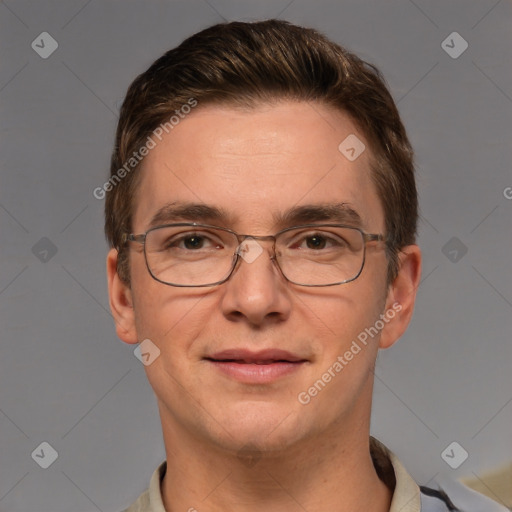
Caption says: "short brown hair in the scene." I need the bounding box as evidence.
[105,19,417,284]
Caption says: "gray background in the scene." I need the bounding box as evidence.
[1,1,511,511]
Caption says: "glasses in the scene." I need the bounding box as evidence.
[125,223,385,287]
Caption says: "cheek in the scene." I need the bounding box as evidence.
[300,276,387,346]
[131,261,218,360]
[133,289,207,344]
[129,252,185,339]
[299,281,389,394]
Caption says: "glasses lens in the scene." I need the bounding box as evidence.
[145,226,237,286]
[276,226,365,285]
[142,224,367,287]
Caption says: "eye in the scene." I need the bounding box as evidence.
[304,234,329,250]
[289,231,348,251]
[181,234,208,250]
[163,231,222,251]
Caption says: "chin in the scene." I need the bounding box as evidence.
[206,399,308,455]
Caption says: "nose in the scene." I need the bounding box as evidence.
[219,238,292,326]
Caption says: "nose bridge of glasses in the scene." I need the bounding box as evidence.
[235,234,276,263]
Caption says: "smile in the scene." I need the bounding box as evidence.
[205,349,308,383]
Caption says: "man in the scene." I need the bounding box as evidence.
[105,20,506,512]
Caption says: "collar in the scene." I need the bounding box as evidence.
[124,437,421,512]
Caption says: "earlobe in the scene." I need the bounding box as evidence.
[106,248,139,344]
[379,245,422,349]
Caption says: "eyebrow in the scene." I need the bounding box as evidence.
[275,203,363,228]
[145,201,363,231]
[147,202,231,229]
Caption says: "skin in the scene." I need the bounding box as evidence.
[107,101,421,512]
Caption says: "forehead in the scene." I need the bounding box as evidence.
[133,101,384,233]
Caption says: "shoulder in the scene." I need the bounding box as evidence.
[420,486,459,511]
[122,488,151,512]
[370,437,508,512]
[121,461,167,512]
[420,477,510,512]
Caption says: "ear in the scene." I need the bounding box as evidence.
[106,248,138,344]
[379,245,422,349]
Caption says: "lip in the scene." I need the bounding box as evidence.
[208,349,306,364]
[205,349,308,384]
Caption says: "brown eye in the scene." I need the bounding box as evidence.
[305,235,327,250]
[183,235,205,249]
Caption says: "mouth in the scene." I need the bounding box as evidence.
[204,349,308,383]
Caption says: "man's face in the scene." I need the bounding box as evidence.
[110,101,408,454]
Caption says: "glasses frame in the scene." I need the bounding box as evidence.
[125,223,386,288]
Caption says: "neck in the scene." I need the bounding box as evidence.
[159,413,392,512]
